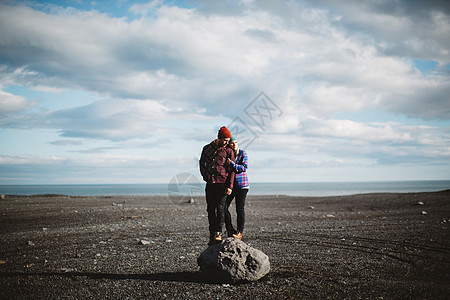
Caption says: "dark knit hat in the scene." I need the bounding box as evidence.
[218,126,232,139]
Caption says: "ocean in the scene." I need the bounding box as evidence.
[0,180,449,197]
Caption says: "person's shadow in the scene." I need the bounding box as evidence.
[0,270,264,284]
[0,271,207,283]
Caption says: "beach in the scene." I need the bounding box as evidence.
[0,191,449,299]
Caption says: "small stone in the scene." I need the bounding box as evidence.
[27,241,35,246]
[165,239,173,243]
[187,198,195,204]
[0,194,5,200]
[421,211,428,215]
[139,240,154,245]
[326,214,335,218]
[61,268,75,273]
[307,206,314,209]
[0,260,6,264]
[417,201,424,205]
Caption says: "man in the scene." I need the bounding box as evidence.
[199,126,236,245]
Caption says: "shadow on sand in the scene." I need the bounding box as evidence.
[0,270,268,284]
[0,271,209,284]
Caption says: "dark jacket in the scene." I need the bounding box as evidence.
[199,140,236,189]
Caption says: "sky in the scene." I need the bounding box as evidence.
[0,0,449,185]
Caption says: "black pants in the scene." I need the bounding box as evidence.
[225,188,248,233]
[205,183,227,236]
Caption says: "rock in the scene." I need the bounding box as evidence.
[307,206,314,209]
[27,241,35,246]
[421,211,428,215]
[197,237,270,283]
[61,267,75,273]
[0,194,5,200]
[139,240,154,245]
[417,201,424,205]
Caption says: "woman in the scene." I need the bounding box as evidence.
[225,136,249,240]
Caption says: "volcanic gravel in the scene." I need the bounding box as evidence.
[1,191,449,299]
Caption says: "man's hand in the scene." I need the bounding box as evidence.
[226,158,231,165]
[226,188,232,195]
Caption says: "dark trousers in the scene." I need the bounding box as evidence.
[205,183,227,236]
[225,188,248,233]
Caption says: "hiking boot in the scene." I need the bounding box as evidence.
[232,232,242,240]
[227,228,237,237]
[214,232,222,242]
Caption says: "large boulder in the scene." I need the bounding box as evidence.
[197,237,270,283]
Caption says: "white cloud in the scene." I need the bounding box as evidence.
[0,153,198,184]
[0,154,65,165]
[303,0,450,62]
[248,117,450,166]
[303,119,413,142]
[50,99,172,140]
[0,90,34,116]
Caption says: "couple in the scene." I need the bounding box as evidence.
[199,126,249,246]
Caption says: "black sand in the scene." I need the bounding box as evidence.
[1,191,449,299]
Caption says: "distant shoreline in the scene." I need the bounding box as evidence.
[1,180,449,197]
[1,189,450,199]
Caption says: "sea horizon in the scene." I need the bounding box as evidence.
[1,180,449,197]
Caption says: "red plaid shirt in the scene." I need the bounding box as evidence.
[199,140,235,189]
